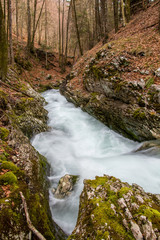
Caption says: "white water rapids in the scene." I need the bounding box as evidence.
[32,89,160,235]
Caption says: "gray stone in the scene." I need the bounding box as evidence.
[53,174,79,199]
[155,68,160,77]
[130,221,143,240]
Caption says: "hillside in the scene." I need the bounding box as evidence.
[60,1,160,141]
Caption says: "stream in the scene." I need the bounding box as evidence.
[32,89,160,235]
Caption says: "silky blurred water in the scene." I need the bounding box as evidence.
[32,89,160,235]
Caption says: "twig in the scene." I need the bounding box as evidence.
[20,192,47,240]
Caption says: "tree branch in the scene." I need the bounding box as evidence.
[20,191,47,240]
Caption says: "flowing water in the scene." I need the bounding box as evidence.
[32,89,160,235]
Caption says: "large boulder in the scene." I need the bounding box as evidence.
[69,175,160,240]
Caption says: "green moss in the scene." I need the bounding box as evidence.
[72,175,79,185]
[0,161,18,172]
[29,193,56,240]
[0,172,17,185]
[96,230,109,240]
[133,108,146,120]
[118,187,132,198]
[87,176,108,188]
[38,84,53,93]
[137,205,160,229]
[114,81,125,93]
[0,127,9,141]
[92,198,134,239]
[145,77,154,88]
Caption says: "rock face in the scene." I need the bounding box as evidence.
[60,49,160,142]
[69,175,160,240]
[53,174,79,199]
[0,70,66,240]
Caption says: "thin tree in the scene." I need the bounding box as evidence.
[61,0,65,71]
[72,0,83,56]
[58,0,62,66]
[0,0,8,80]
[65,1,72,65]
[31,0,45,51]
[27,0,31,50]
[16,0,19,43]
[32,0,37,46]
[113,0,119,33]
[121,0,126,26]
[8,0,14,65]
[125,0,130,23]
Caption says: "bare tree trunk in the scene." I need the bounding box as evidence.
[31,0,45,51]
[45,0,48,68]
[3,0,6,24]
[38,21,41,45]
[159,1,160,33]
[58,0,61,66]
[65,1,72,65]
[45,0,48,46]
[121,0,126,26]
[32,0,37,45]
[27,0,31,50]
[113,0,118,33]
[72,0,83,56]
[95,0,101,40]
[125,0,130,23]
[8,0,14,65]
[0,0,8,80]
[16,0,18,43]
[61,0,65,71]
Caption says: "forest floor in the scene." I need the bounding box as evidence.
[66,0,160,96]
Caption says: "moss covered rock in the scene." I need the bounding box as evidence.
[69,176,160,240]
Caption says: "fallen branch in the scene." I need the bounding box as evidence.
[20,191,47,240]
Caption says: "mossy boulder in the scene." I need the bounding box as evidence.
[69,176,160,240]
[0,172,17,185]
[0,127,9,141]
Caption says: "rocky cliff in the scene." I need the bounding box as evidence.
[0,68,66,240]
[60,3,160,142]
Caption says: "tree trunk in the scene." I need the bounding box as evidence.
[65,1,72,65]
[121,0,126,27]
[27,0,31,50]
[0,0,8,80]
[100,0,107,38]
[159,1,160,33]
[113,0,119,33]
[8,0,14,65]
[31,0,45,51]
[16,0,19,43]
[72,0,83,56]
[125,0,130,23]
[61,0,65,71]
[45,0,48,46]
[95,0,101,40]
[58,0,61,66]
[32,0,37,47]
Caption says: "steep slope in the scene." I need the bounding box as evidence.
[0,68,66,239]
[60,1,160,141]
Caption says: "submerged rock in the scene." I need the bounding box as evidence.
[135,139,160,155]
[69,175,160,240]
[53,174,79,199]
